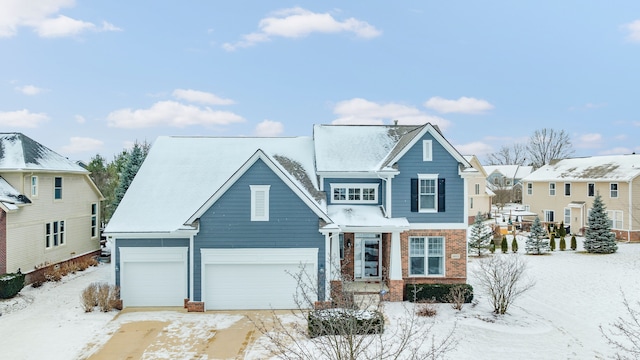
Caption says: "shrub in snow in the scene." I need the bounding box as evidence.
[584,193,618,254]
[405,283,474,303]
[307,308,384,338]
[473,255,535,315]
[416,300,437,317]
[447,285,471,311]
[501,236,508,253]
[571,235,577,251]
[468,212,492,256]
[81,282,121,312]
[489,241,496,254]
[511,237,518,253]
[549,233,556,251]
[559,237,566,251]
[526,216,550,255]
[0,271,25,299]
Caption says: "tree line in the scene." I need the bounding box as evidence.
[485,128,574,168]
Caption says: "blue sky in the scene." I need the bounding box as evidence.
[2,1,640,163]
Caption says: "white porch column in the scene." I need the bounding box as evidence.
[389,231,402,280]
[330,233,341,280]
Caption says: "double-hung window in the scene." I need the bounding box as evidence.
[250,185,270,221]
[544,210,555,222]
[409,236,444,276]
[474,183,480,195]
[91,203,98,238]
[54,177,63,200]
[564,208,571,225]
[587,183,595,197]
[549,183,556,196]
[607,210,623,229]
[527,183,532,195]
[45,220,65,248]
[564,183,571,196]
[31,176,38,197]
[610,183,618,198]
[418,175,437,212]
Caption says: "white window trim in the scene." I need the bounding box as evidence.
[45,220,66,249]
[610,183,619,198]
[564,207,571,225]
[250,185,270,221]
[330,183,379,204]
[54,176,63,200]
[408,236,445,277]
[587,183,595,197]
[422,140,433,161]
[544,210,555,223]
[527,183,532,195]
[607,210,623,229]
[564,182,571,197]
[418,173,438,213]
[549,182,556,196]
[31,176,38,197]
[474,183,480,195]
[91,203,98,238]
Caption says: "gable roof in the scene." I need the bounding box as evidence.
[0,133,87,173]
[464,155,488,177]
[484,165,533,180]
[105,136,325,234]
[522,154,640,182]
[313,123,471,173]
[0,176,31,212]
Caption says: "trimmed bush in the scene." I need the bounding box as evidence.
[559,237,566,251]
[571,235,577,251]
[550,233,556,251]
[501,236,508,253]
[405,283,474,303]
[489,241,496,254]
[0,271,25,299]
[511,237,519,253]
[308,308,384,338]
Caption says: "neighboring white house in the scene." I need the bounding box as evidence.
[485,164,533,203]
[521,154,640,241]
[464,155,493,224]
[0,133,104,278]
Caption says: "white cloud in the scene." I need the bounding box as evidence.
[74,115,85,124]
[0,109,49,127]
[576,133,602,149]
[454,141,494,157]
[424,96,494,114]
[622,19,640,43]
[172,89,235,105]
[332,98,451,129]
[15,85,45,95]
[106,100,245,129]
[223,7,381,51]
[599,147,635,155]
[59,137,103,154]
[255,120,284,137]
[0,0,119,38]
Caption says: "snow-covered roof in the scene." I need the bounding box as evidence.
[326,205,409,231]
[0,133,87,173]
[313,124,421,172]
[0,176,30,212]
[484,165,533,180]
[522,154,640,182]
[105,136,324,234]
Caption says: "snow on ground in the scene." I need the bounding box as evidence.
[2,238,640,359]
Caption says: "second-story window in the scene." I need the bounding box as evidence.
[588,183,595,197]
[527,183,532,195]
[331,184,378,204]
[549,182,556,196]
[31,176,38,197]
[610,183,618,198]
[54,177,63,199]
[564,183,571,196]
[474,183,480,195]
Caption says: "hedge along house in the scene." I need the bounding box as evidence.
[104,123,475,310]
[0,133,104,280]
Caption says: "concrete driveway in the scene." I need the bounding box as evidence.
[85,308,282,360]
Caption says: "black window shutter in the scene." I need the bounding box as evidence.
[438,178,446,212]
[410,178,418,212]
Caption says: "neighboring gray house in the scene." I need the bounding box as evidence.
[105,124,475,310]
[484,164,533,203]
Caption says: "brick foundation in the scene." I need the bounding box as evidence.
[386,279,404,301]
[612,230,640,242]
[187,301,205,312]
[24,250,101,284]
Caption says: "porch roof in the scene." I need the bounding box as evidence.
[325,205,410,232]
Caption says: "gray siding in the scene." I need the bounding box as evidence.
[115,238,190,289]
[323,178,384,206]
[392,132,465,223]
[193,159,325,300]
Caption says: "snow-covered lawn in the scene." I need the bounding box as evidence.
[1,237,639,359]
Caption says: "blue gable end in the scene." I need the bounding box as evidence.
[193,158,325,301]
[391,132,465,223]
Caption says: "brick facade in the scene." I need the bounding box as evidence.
[612,229,640,242]
[0,209,6,275]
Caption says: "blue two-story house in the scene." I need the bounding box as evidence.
[104,123,474,310]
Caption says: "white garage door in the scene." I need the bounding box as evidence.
[202,248,317,310]
[120,247,188,307]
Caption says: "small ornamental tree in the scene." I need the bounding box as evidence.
[559,237,566,251]
[468,212,492,257]
[501,236,508,253]
[570,235,577,250]
[549,233,556,251]
[511,236,518,253]
[584,193,618,254]
[526,216,550,255]
[489,241,496,254]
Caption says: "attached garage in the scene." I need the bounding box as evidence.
[201,248,318,310]
[120,247,188,307]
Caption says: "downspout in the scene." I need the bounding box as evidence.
[190,234,195,299]
[628,178,633,242]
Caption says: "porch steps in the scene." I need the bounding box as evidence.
[344,282,389,310]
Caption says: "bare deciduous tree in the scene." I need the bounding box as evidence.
[250,262,457,360]
[527,128,574,169]
[486,143,528,166]
[473,255,535,315]
[601,292,640,360]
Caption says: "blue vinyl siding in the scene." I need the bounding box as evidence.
[193,159,325,301]
[392,133,465,223]
[114,238,190,290]
[323,178,384,206]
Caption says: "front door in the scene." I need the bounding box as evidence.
[354,233,381,279]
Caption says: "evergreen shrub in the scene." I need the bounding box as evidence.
[0,272,25,299]
[405,283,474,303]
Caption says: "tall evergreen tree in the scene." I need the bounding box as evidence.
[526,216,550,255]
[584,193,618,254]
[468,212,492,256]
[112,142,147,213]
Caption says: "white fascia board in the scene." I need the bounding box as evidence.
[316,171,389,178]
[105,229,198,239]
[387,124,472,168]
[408,223,469,230]
[186,149,330,224]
